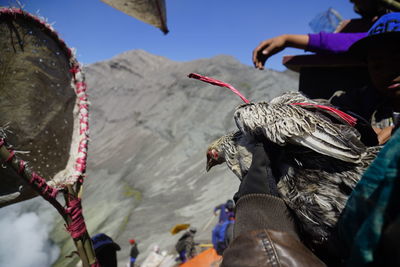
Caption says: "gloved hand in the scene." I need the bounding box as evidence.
[234,141,279,202]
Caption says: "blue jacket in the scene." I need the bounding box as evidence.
[214,204,234,223]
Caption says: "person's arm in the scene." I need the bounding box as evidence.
[253,34,309,70]
[252,32,367,70]
[221,142,326,267]
[307,32,367,54]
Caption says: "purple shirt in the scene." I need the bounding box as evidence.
[307,32,367,54]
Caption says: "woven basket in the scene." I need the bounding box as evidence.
[0,8,89,206]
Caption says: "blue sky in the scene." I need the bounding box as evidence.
[3,0,359,71]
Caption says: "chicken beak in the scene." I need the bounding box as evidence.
[206,156,215,172]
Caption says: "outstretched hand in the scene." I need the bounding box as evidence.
[252,34,309,70]
[252,35,287,70]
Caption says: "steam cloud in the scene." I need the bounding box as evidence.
[0,200,60,267]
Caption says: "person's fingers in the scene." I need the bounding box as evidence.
[252,48,262,68]
[252,40,272,68]
[256,45,276,70]
[373,126,382,134]
[262,43,277,56]
[252,46,258,67]
[253,39,283,70]
[256,55,266,70]
[378,126,394,145]
[254,56,264,70]
[253,49,267,70]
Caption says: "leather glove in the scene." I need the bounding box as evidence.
[234,141,279,202]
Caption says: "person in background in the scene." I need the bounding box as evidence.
[212,214,235,255]
[214,199,235,223]
[91,233,121,267]
[175,227,197,263]
[346,12,400,136]
[251,25,393,144]
[129,239,139,267]
[252,0,399,70]
[333,12,400,265]
[252,6,400,145]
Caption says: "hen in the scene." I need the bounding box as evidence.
[193,74,380,245]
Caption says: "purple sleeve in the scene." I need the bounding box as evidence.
[307,32,368,54]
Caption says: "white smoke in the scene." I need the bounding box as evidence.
[0,199,60,267]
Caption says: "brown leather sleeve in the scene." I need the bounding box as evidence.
[221,229,326,267]
[233,194,300,239]
[221,193,326,266]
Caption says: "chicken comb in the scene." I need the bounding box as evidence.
[188,73,250,104]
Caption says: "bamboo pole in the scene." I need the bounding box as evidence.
[0,143,66,217]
